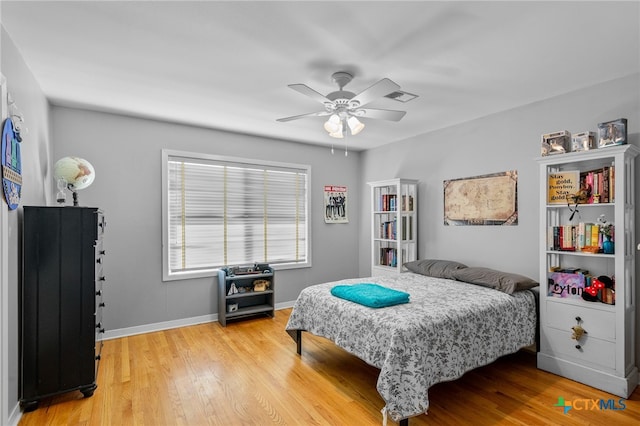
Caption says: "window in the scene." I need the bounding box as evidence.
[162,150,310,281]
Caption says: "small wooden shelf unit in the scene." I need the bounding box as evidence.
[217,266,274,326]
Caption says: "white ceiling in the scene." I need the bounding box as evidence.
[2,1,639,151]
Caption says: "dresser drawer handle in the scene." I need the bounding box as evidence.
[96,322,102,329]
[96,290,102,296]
[99,302,105,308]
[96,258,102,264]
[575,344,582,350]
[98,276,106,281]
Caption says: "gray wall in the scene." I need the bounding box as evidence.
[51,107,361,332]
[1,26,52,423]
[358,73,640,364]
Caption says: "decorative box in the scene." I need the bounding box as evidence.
[598,118,627,148]
[547,272,586,299]
[541,130,571,156]
[571,131,595,152]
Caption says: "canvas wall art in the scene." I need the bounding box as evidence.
[444,170,518,226]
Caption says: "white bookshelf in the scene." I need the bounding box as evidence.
[368,178,418,276]
[536,144,639,398]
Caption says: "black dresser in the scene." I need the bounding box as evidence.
[20,206,106,411]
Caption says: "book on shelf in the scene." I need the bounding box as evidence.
[547,222,611,252]
[578,164,615,204]
[379,218,397,239]
[379,247,398,267]
[591,224,600,248]
[547,165,616,205]
[610,163,615,202]
[584,223,593,247]
[576,222,585,249]
[379,193,398,211]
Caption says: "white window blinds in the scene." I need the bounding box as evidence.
[163,151,309,280]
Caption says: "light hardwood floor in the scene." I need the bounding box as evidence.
[18,308,640,425]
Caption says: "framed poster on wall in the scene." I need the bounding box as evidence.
[324,185,348,223]
[444,170,518,225]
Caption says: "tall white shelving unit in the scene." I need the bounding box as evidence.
[536,144,639,398]
[369,178,418,276]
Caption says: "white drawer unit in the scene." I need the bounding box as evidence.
[541,326,616,371]
[544,301,615,341]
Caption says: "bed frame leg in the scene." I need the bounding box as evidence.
[399,419,408,426]
[286,329,303,355]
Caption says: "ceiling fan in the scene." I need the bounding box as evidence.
[277,72,407,138]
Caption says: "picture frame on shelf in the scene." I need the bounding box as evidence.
[547,170,579,204]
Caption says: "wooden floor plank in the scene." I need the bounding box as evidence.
[18,309,640,425]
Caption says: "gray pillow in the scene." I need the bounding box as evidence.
[403,259,468,280]
[450,267,538,295]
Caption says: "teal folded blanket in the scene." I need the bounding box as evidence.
[330,283,410,308]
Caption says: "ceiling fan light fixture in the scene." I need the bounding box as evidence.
[347,116,365,135]
[323,114,341,133]
[328,123,344,138]
[277,71,409,153]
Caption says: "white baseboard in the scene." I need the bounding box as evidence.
[102,301,297,341]
[276,300,296,310]
[8,401,21,426]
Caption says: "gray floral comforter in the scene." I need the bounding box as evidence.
[285,272,537,422]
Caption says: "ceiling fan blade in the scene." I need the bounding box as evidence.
[288,84,332,105]
[349,78,401,107]
[276,111,331,122]
[355,108,406,122]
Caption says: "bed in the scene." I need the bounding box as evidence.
[285,260,538,425]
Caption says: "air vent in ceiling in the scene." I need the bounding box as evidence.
[385,90,418,103]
